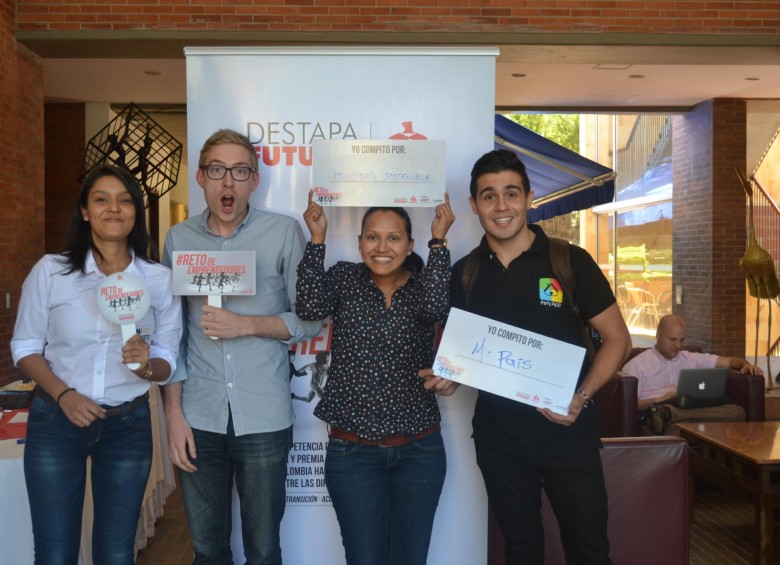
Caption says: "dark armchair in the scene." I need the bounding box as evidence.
[596,347,765,438]
[488,436,690,565]
[596,371,640,437]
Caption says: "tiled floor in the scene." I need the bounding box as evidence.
[136,480,778,564]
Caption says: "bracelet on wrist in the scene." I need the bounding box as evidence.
[56,387,76,407]
[137,363,153,380]
[576,388,594,408]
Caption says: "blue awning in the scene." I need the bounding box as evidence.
[494,115,617,222]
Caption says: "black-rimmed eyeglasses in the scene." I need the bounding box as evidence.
[201,164,256,182]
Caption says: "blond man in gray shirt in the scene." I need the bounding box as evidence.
[162,129,321,565]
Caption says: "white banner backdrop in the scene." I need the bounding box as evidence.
[185,46,497,565]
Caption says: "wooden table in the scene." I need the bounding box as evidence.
[677,421,780,565]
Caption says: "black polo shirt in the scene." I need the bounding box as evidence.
[451,224,616,454]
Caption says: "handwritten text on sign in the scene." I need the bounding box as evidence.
[433,308,586,415]
[311,139,446,207]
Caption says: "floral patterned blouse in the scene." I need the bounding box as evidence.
[295,243,451,440]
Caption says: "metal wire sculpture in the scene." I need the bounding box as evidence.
[79,103,182,208]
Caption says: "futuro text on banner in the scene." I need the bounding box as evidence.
[311,139,446,207]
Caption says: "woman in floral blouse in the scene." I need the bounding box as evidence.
[296,190,455,565]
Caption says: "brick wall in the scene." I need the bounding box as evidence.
[0,1,45,386]
[44,104,85,254]
[711,100,748,358]
[672,99,747,357]
[15,0,780,34]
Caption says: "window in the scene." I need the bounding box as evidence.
[590,114,674,337]
[508,113,674,338]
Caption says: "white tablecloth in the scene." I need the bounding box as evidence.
[0,384,175,564]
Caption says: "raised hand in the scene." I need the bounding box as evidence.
[303,189,328,244]
[431,192,455,240]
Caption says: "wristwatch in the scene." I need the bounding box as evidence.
[428,238,447,248]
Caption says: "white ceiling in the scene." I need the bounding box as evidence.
[41,45,780,110]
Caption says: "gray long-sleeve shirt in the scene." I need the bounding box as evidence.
[162,207,322,436]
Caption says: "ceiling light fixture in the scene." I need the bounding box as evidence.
[594,64,632,70]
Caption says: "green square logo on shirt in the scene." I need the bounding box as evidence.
[539,278,564,305]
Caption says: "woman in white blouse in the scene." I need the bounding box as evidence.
[11,165,182,565]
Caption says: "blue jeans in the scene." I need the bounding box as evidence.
[476,439,610,565]
[178,413,291,565]
[24,394,152,565]
[325,430,446,565]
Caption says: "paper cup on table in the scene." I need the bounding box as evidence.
[171,251,257,340]
[96,272,150,370]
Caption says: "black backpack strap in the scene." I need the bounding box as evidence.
[548,237,597,362]
[461,246,481,310]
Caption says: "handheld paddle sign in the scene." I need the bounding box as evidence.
[96,272,150,370]
[171,251,256,340]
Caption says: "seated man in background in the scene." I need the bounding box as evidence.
[623,313,763,434]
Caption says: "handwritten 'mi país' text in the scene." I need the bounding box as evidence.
[472,336,534,372]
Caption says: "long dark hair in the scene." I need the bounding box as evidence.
[59,165,153,274]
[360,207,424,274]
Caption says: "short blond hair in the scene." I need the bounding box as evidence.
[198,128,258,170]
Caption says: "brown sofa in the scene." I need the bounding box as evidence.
[487,436,690,565]
[596,347,765,438]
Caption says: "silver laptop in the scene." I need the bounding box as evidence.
[675,368,728,400]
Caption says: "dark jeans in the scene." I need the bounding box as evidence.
[325,430,446,565]
[178,415,292,565]
[24,394,152,565]
[476,439,611,565]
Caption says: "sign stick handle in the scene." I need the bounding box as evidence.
[207,295,222,340]
[121,324,141,370]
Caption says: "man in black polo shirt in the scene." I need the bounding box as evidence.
[423,149,631,564]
